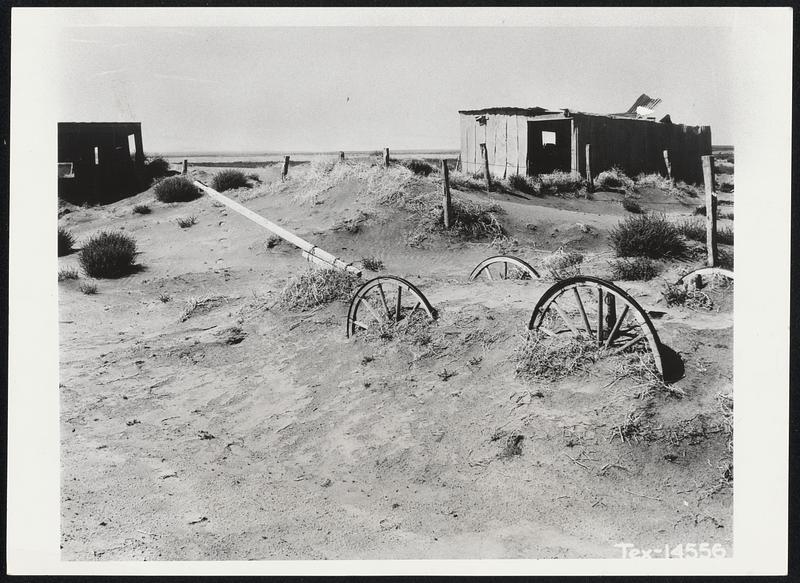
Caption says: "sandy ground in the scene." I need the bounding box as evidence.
[58,161,733,560]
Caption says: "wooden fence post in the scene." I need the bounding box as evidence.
[182,159,188,175]
[442,159,452,228]
[584,144,593,191]
[663,150,673,183]
[480,144,491,190]
[282,155,290,180]
[339,151,345,162]
[702,155,718,267]
[384,148,390,167]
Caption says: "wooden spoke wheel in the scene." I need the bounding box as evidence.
[676,267,734,290]
[346,276,437,338]
[469,255,540,281]
[528,276,664,376]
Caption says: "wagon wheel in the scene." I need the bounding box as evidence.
[469,255,540,281]
[528,276,664,377]
[346,276,437,338]
[676,267,734,290]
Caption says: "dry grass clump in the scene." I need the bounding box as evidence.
[361,256,384,272]
[537,171,586,196]
[514,332,599,381]
[622,197,643,213]
[279,268,361,310]
[176,216,197,229]
[132,204,151,215]
[675,217,706,242]
[610,213,686,259]
[448,170,486,191]
[716,391,733,453]
[154,176,202,203]
[662,283,713,310]
[401,158,436,176]
[332,211,370,234]
[211,169,250,192]
[506,173,541,196]
[672,181,702,198]
[78,231,138,278]
[609,257,658,281]
[717,225,734,245]
[79,281,98,295]
[635,172,673,190]
[58,226,76,256]
[542,249,584,280]
[179,295,228,322]
[596,166,635,192]
[58,267,79,281]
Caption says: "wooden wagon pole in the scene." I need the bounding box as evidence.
[193,180,362,277]
[701,155,718,267]
[441,159,452,228]
[281,155,290,181]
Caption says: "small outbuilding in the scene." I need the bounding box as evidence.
[458,98,711,184]
[58,122,147,204]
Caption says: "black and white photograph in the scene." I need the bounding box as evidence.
[6,6,792,576]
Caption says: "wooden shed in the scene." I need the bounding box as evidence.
[58,122,147,204]
[458,106,711,184]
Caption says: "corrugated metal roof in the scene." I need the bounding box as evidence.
[458,106,561,116]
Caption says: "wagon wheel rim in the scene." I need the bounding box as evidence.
[346,276,437,338]
[675,267,734,288]
[528,275,664,376]
[468,255,540,281]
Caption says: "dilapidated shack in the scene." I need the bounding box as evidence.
[58,122,147,204]
[459,103,711,184]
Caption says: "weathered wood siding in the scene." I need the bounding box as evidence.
[459,111,711,183]
[574,114,711,184]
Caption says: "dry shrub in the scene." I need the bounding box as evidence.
[280,268,360,310]
[401,158,436,176]
[79,281,98,295]
[145,156,171,180]
[675,217,706,242]
[176,216,197,229]
[154,176,202,203]
[622,198,643,213]
[718,225,734,245]
[610,213,686,259]
[448,170,485,191]
[212,169,250,192]
[716,391,733,453]
[542,249,584,280]
[332,211,370,234]
[609,257,658,281]
[537,171,586,196]
[635,172,672,190]
[78,231,138,278]
[132,204,151,215]
[506,173,541,196]
[662,283,713,310]
[361,256,384,271]
[514,332,599,381]
[596,166,635,191]
[58,267,79,281]
[58,226,76,256]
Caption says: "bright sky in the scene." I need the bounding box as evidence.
[57,24,735,153]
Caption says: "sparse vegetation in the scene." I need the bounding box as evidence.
[145,156,171,180]
[266,235,283,249]
[542,249,584,280]
[609,257,658,281]
[78,281,98,295]
[78,231,138,278]
[176,216,198,229]
[635,172,673,191]
[622,198,643,214]
[514,332,599,381]
[132,204,151,215]
[154,176,202,203]
[361,256,385,271]
[279,268,360,310]
[58,226,76,256]
[506,173,541,196]
[609,213,686,259]
[212,169,250,192]
[401,158,436,176]
[58,267,79,281]
[537,171,586,196]
[596,166,634,192]
[662,283,713,310]
[718,225,734,245]
[158,292,171,303]
[246,173,261,183]
[332,211,370,234]
[448,170,485,191]
[675,217,706,242]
